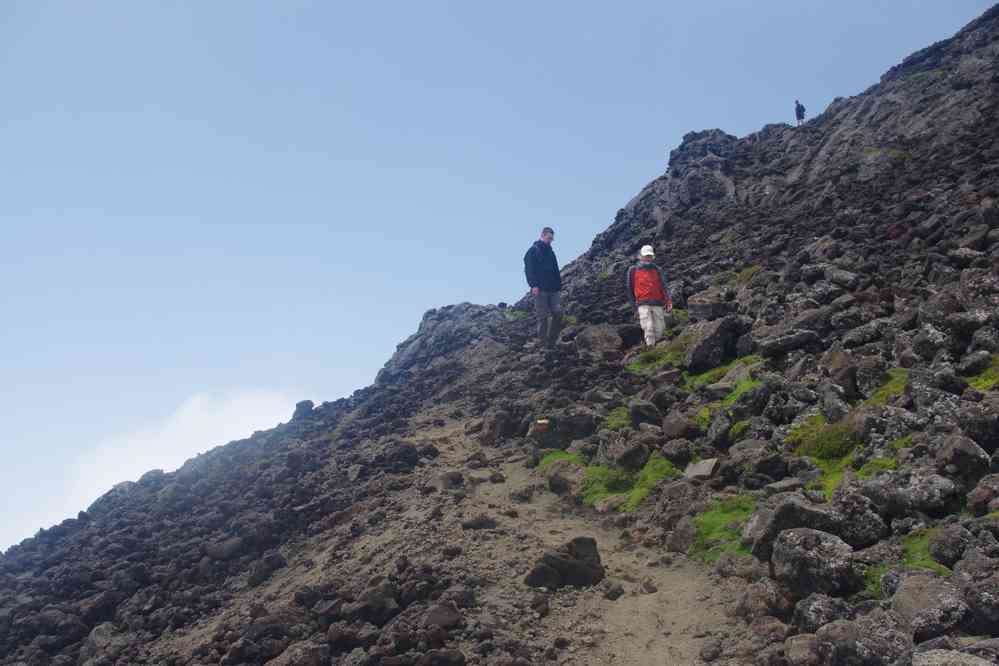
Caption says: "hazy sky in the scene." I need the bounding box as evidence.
[1,1,991,550]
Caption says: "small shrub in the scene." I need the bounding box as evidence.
[864,368,909,407]
[625,333,693,375]
[562,314,579,326]
[683,355,763,391]
[694,405,714,433]
[889,434,913,451]
[671,309,690,323]
[621,453,681,512]
[901,529,951,576]
[538,451,585,471]
[598,270,611,280]
[723,377,763,406]
[786,414,859,460]
[966,354,999,392]
[689,496,757,563]
[602,406,631,432]
[857,457,897,480]
[730,265,761,286]
[729,419,751,441]
[862,563,890,599]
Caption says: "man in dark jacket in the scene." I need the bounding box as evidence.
[627,245,672,346]
[524,227,562,349]
[795,100,806,127]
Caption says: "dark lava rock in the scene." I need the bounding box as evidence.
[524,536,605,589]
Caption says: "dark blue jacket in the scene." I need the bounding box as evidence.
[524,240,561,291]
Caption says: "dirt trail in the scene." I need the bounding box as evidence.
[440,422,749,666]
[149,418,750,665]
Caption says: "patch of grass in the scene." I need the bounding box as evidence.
[908,68,945,85]
[862,563,890,600]
[625,333,693,375]
[621,453,682,512]
[504,309,529,321]
[860,529,952,600]
[806,455,853,500]
[729,419,751,441]
[966,354,999,392]
[889,434,913,452]
[671,309,690,323]
[689,496,757,563]
[857,457,897,480]
[864,368,909,407]
[901,528,952,577]
[598,270,610,280]
[723,377,764,406]
[683,355,763,391]
[538,451,585,471]
[562,314,579,326]
[602,406,631,432]
[786,415,860,460]
[694,405,714,433]
[788,414,861,499]
[730,265,761,286]
[580,465,634,507]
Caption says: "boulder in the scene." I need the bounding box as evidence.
[524,537,605,589]
[956,396,999,454]
[936,435,990,486]
[771,528,859,599]
[660,439,694,467]
[264,640,330,666]
[598,435,650,471]
[741,494,843,561]
[757,329,821,358]
[963,571,999,633]
[684,316,749,373]
[628,399,662,428]
[891,574,968,641]
[575,324,623,354]
[791,593,852,634]
[830,491,889,549]
[966,473,999,516]
[928,524,974,568]
[734,578,793,621]
[912,650,994,666]
[684,458,719,480]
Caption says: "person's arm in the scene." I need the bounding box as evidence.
[524,247,539,289]
[626,267,636,308]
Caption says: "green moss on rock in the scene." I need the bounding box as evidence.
[689,496,757,563]
[864,368,909,407]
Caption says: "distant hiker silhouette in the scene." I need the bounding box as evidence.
[524,226,562,349]
[795,100,806,127]
[627,245,672,347]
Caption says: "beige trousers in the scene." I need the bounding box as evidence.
[638,305,666,346]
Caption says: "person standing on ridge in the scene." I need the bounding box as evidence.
[524,226,562,349]
[627,245,672,347]
[795,99,806,127]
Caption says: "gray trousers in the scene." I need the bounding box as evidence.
[534,291,562,347]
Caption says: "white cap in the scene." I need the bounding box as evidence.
[640,245,655,257]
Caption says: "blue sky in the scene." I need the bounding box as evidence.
[1,1,991,550]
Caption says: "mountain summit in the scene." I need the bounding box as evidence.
[4,5,999,666]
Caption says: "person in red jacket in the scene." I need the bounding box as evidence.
[627,245,672,346]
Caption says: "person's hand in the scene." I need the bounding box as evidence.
[531,287,540,296]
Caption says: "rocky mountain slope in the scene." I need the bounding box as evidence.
[4,6,999,666]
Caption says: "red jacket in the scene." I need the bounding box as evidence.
[627,262,670,307]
